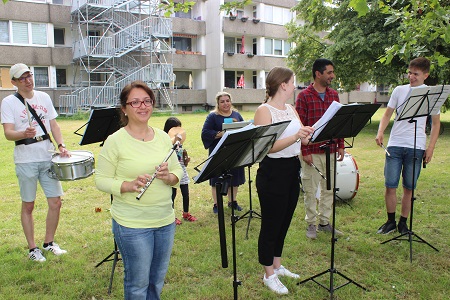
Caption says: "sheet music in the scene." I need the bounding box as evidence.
[193,121,289,183]
[429,85,450,114]
[397,85,449,120]
[310,101,342,142]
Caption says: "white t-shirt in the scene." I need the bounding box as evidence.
[1,91,57,163]
[262,103,301,158]
[387,84,438,150]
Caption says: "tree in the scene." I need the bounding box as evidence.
[288,0,449,108]
[287,0,406,92]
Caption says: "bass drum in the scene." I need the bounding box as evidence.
[335,152,359,200]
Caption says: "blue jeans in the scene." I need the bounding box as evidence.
[385,146,424,190]
[112,219,175,300]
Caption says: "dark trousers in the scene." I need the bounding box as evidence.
[172,184,190,212]
[256,156,300,266]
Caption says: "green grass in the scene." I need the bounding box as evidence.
[0,108,449,299]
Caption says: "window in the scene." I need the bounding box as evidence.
[264,38,291,56]
[34,67,49,87]
[12,22,28,44]
[8,21,48,45]
[173,37,192,51]
[224,37,235,53]
[54,28,65,45]
[224,71,235,88]
[0,21,9,43]
[31,23,47,45]
[264,5,293,25]
[56,69,67,87]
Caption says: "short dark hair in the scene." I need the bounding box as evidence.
[312,58,334,79]
[409,57,430,73]
[163,117,182,133]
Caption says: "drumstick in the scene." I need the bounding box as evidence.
[380,143,390,156]
[311,162,326,180]
[48,150,90,158]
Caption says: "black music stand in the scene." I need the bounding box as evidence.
[75,106,121,146]
[298,103,380,299]
[222,123,261,239]
[380,85,448,261]
[194,121,289,300]
[94,197,121,295]
[76,107,123,294]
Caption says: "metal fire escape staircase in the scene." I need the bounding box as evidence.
[60,0,174,115]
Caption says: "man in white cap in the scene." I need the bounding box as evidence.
[1,63,70,262]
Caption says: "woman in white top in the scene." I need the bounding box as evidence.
[253,67,314,295]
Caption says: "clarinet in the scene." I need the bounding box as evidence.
[136,141,180,200]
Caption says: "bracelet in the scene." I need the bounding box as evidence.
[296,137,302,143]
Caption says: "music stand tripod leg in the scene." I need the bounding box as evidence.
[236,166,261,239]
[298,145,366,299]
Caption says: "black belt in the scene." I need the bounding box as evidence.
[15,134,50,146]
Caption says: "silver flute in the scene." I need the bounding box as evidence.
[136,141,180,200]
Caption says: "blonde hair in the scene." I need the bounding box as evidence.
[213,91,238,114]
[264,67,294,103]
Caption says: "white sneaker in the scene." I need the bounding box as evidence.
[274,265,300,279]
[263,273,289,295]
[28,248,46,262]
[43,243,67,256]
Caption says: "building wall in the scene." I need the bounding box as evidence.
[0,0,387,113]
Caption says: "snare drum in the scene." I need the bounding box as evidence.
[49,150,95,181]
[335,152,359,200]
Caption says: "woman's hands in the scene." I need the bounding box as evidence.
[296,126,315,145]
[121,162,178,194]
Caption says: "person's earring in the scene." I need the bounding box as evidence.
[124,113,127,116]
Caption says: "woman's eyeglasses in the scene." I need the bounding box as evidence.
[16,73,33,83]
[126,99,154,108]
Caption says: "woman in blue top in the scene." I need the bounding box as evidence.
[201,91,246,213]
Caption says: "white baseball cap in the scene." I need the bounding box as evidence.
[10,63,31,80]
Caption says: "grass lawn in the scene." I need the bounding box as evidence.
[0,107,449,300]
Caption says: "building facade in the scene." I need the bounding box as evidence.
[0,0,385,114]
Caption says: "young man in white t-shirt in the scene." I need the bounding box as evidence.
[1,63,70,261]
[375,57,440,234]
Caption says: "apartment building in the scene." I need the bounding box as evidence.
[0,0,302,113]
[0,0,312,114]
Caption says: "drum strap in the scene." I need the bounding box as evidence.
[14,92,53,145]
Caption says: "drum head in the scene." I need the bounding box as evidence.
[52,150,93,163]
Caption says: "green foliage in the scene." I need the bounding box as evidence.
[219,0,253,16]
[289,0,450,110]
[288,0,405,91]
[159,0,196,18]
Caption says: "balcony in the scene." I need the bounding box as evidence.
[223,52,286,71]
[173,51,206,69]
[222,18,289,39]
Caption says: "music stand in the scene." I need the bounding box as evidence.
[222,122,262,239]
[380,85,448,261]
[298,103,380,299]
[74,106,121,146]
[194,121,290,300]
[76,107,122,294]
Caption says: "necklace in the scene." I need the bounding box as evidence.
[127,126,151,141]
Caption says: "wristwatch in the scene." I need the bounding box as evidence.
[58,143,66,149]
